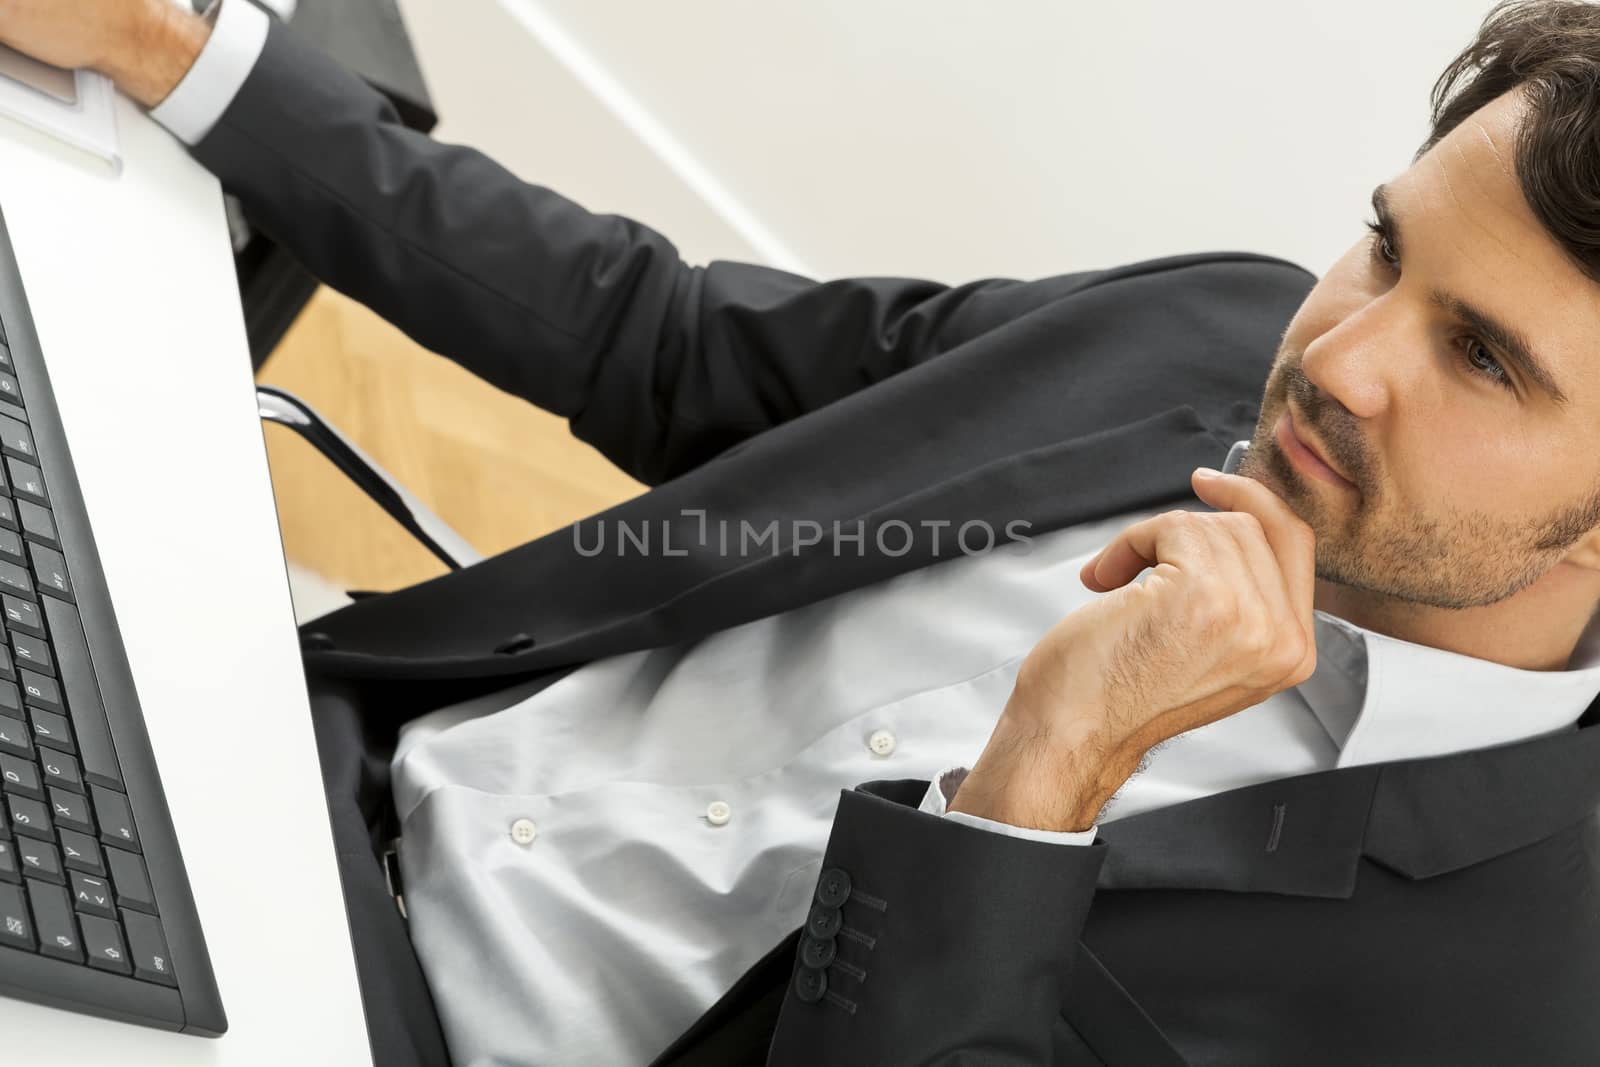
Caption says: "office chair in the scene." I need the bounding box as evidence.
[256,385,483,573]
[257,385,523,1065]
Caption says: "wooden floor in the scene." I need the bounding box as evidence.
[255,286,645,594]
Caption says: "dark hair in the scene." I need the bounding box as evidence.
[1421,0,1600,285]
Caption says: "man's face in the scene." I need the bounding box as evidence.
[1241,85,1600,614]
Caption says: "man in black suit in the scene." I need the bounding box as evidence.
[9,0,1600,1063]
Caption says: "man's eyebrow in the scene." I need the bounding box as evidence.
[1371,182,1571,407]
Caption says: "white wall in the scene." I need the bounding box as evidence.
[394,0,1501,285]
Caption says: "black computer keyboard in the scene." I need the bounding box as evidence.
[0,205,226,1035]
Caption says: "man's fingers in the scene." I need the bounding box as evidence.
[1080,509,1203,592]
[1211,509,1297,638]
[1079,469,1317,621]
[1186,468,1317,618]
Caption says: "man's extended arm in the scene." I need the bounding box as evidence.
[4,0,1110,486]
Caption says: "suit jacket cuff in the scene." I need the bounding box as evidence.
[767,780,1106,1066]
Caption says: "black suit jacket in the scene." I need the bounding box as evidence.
[185,21,1600,1066]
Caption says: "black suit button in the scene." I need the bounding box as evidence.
[806,904,842,940]
[800,935,837,969]
[494,633,537,655]
[300,632,335,651]
[794,965,827,1003]
[815,867,851,908]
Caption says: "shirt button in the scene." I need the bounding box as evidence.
[706,800,732,826]
[867,729,896,756]
[510,818,538,846]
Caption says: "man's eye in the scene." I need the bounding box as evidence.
[1461,337,1517,394]
[1363,219,1397,270]
[1360,218,1517,397]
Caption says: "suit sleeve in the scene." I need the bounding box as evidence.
[185,19,1105,485]
[765,781,1107,1066]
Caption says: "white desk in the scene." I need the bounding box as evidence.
[0,93,373,1064]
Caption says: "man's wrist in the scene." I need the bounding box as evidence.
[947,748,1110,833]
[948,690,1139,833]
[99,2,214,110]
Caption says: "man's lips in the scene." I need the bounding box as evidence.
[1282,409,1354,488]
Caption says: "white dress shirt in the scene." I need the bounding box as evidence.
[143,24,1600,1064]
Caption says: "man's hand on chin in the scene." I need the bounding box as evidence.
[951,466,1320,833]
[0,0,211,108]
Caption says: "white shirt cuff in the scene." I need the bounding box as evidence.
[149,0,271,145]
[919,766,1098,846]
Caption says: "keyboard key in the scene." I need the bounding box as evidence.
[20,669,60,713]
[40,600,121,794]
[0,559,33,598]
[0,340,10,369]
[28,878,82,963]
[0,527,23,567]
[11,632,50,675]
[91,786,138,852]
[0,371,22,408]
[0,838,16,884]
[0,681,19,716]
[6,458,44,505]
[3,594,41,637]
[16,838,61,884]
[0,712,29,757]
[79,913,129,974]
[122,909,176,987]
[105,847,155,914]
[70,871,115,919]
[39,751,80,793]
[48,786,91,835]
[0,412,35,461]
[0,881,35,949]
[28,707,72,753]
[0,751,40,797]
[57,828,103,876]
[17,499,55,548]
[0,641,14,681]
[0,496,16,532]
[27,542,70,601]
[8,794,50,840]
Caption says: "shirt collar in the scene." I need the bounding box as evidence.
[1297,609,1600,769]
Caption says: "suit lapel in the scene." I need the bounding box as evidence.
[556,403,1231,668]
[1095,763,1381,898]
[1092,713,1600,896]
[1364,715,1599,878]
[304,402,1239,678]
